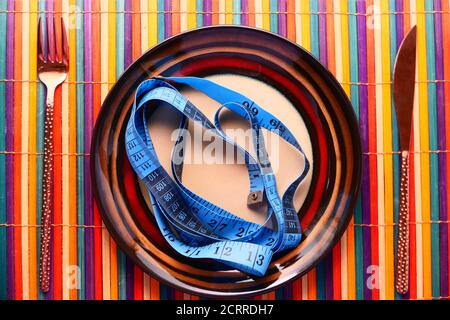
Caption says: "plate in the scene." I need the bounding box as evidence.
[91,26,361,298]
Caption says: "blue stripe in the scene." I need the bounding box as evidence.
[75,0,86,300]
[348,0,363,300]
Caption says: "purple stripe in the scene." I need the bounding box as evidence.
[278,0,286,37]
[318,1,327,69]
[5,0,14,300]
[83,0,94,300]
[356,0,372,300]
[164,0,172,38]
[126,259,134,299]
[241,0,248,26]
[434,0,448,298]
[124,0,132,66]
[396,0,404,49]
[124,0,134,299]
[204,0,212,26]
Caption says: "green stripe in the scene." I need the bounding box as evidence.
[196,0,204,27]
[0,0,7,300]
[424,0,440,298]
[75,0,86,300]
[116,0,128,300]
[157,0,164,42]
[310,0,319,59]
[269,0,277,33]
[232,0,240,25]
[387,0,400,301]
[348,0,363,300]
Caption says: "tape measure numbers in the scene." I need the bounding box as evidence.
[125,77,310,276]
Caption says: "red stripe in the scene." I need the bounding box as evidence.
[92,0,103,300]
[366,0,379,300]
[133,265,143,300]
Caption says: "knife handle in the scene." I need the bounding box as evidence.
[395,151,409,294]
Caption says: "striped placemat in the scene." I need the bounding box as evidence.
[0,0,449,300]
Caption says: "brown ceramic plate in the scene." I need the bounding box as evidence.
[91,26,361,298]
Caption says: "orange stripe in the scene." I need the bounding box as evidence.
[52,0,63,300]
[212,0,219,24]
[286,0,295,41]
[326,0,336,81]
[68,0,78,300]
[150,277,160,300]
[308,269,316,299]
[13,0,23,300]
[172,0,180,34]
[248,0,255,27]
[110,238,118,299]
[132,0,141,60]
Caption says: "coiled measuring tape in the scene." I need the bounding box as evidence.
[125,77,310,276]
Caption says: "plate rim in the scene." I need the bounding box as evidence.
[91,25,362,298]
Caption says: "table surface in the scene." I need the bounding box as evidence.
[0,0,449,300]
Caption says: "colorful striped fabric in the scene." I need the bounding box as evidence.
[0,0,449,300]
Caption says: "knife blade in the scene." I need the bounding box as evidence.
[393,26,417,295]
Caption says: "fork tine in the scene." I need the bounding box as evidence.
[37,17,45,62]
[54,17,63,63]
[61,17,69,66]
[46,16,56,62]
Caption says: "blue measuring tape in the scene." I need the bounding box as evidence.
[125,77,310,276]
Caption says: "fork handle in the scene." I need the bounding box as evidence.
[39,96,55,293]
[395,151,409,294]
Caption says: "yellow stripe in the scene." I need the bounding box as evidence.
[148,0,157,46]
[409,0,423,299]
[188,0,196,29]
[381,0,395,299]
[300,0,310,51]
[100,0,111,300]
[21,0,30,300]
[107,0,118,300]
[61,0,70,300]
[225,0,233,24]
[28,0,38,300]
[373,0,386,300]
[415,0,431,299]
[262,0,269,30]
[140,0,149,51]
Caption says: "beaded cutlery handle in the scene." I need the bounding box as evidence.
[39,98,54,293]
[37,16,69,293]
[395,151,409,294]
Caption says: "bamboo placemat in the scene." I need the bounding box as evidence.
[0,0,449,300]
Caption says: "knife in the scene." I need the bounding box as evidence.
[393,26,417,295]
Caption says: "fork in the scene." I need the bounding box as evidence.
[37,16,69,293]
